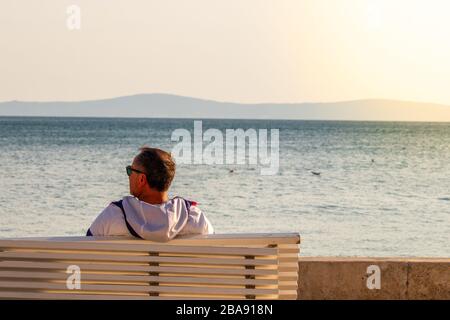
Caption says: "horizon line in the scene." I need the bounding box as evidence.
[0,115,449,124]
[1,92,450,108]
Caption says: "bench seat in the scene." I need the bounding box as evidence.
[0,233,300,300]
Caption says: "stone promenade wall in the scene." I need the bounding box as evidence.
[297,257,449,300]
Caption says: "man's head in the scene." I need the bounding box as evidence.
[127,147,176,199]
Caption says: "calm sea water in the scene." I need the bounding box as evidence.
[0,117,449,257]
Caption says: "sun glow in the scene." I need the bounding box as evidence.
[281,0,450,108]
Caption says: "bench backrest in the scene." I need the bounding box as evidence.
[0,233,300,300]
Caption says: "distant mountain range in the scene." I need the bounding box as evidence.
[1,93,450,121]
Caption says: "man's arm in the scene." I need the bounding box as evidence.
[177,205,214,237]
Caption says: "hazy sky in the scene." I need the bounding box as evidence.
[1,0,450,105]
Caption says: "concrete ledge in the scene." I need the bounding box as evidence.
[297,257,450,300]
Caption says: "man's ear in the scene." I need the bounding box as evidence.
[139,174,147,186]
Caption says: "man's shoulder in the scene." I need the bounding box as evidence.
[171,196,199,209]
[98,200,126,220]
[88,199,128,236]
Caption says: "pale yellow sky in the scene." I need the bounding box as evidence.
[1,0,450,105]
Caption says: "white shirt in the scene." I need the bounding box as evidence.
[88,196,214,242]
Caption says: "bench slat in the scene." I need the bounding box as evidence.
[0,261,279,276]
[0,241,277,256]
[0,251,277,266]
[0,291,243,300]
[3,233,300,245]
[0,271,279,286]
[0,281,279,296]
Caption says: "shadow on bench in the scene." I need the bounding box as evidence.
[0,233,300,300]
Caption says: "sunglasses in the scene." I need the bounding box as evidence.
[126,165,146,177]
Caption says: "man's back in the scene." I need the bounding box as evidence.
[87,196,214,241]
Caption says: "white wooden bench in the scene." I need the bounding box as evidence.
[0,233,300,300]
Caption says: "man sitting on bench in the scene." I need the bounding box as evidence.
[86,147,214,241]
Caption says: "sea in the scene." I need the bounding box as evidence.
[0,117,449,257]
